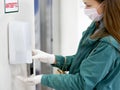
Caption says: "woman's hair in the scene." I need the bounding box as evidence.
[96,0,120,43]
[96,0,104,3]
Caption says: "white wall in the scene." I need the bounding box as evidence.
[0,0,35,90]
[60,0,91,55]
[52,0,61,54]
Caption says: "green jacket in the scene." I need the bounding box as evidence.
[41,22,120,90]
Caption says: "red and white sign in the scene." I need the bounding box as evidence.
[5,0,19,13]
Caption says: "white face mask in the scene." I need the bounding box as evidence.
[84,4,103,21]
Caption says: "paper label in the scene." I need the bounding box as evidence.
[5,0,19,13]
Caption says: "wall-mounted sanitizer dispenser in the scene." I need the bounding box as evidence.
[8,21,32,64]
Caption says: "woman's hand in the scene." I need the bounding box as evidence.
[32,49,56,64]
[16,75,43,85]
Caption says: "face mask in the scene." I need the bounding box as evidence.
[84,3,103,21]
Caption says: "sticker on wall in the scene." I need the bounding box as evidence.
[4,0,19,13]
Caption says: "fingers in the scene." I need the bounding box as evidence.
[32,49,41,55]
[16,76,25,81]
[32,55,39,60]
[16,76,35,85]
[16,76,27,82]
[32,49,37,55]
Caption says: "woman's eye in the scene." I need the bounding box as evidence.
[86,5,92,7]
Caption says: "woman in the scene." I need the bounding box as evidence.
[18,0,120,90]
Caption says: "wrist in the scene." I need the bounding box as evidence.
[34,75,43,84]
[48,54,55,64]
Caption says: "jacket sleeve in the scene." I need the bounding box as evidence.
[41,42,116,90]
[51,55,76,71]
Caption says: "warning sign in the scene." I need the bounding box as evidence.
[5,0,19,13]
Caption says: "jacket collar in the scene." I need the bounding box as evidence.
[100,36,120,52]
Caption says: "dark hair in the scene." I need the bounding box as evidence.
[95,0,120,43]
[96,0,104,3]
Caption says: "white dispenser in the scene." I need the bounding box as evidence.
[8,21,32,64]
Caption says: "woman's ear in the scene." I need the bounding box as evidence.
[98,2,105,14]
[102,1,105,7]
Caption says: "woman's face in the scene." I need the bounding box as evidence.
[82,0,104,14]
